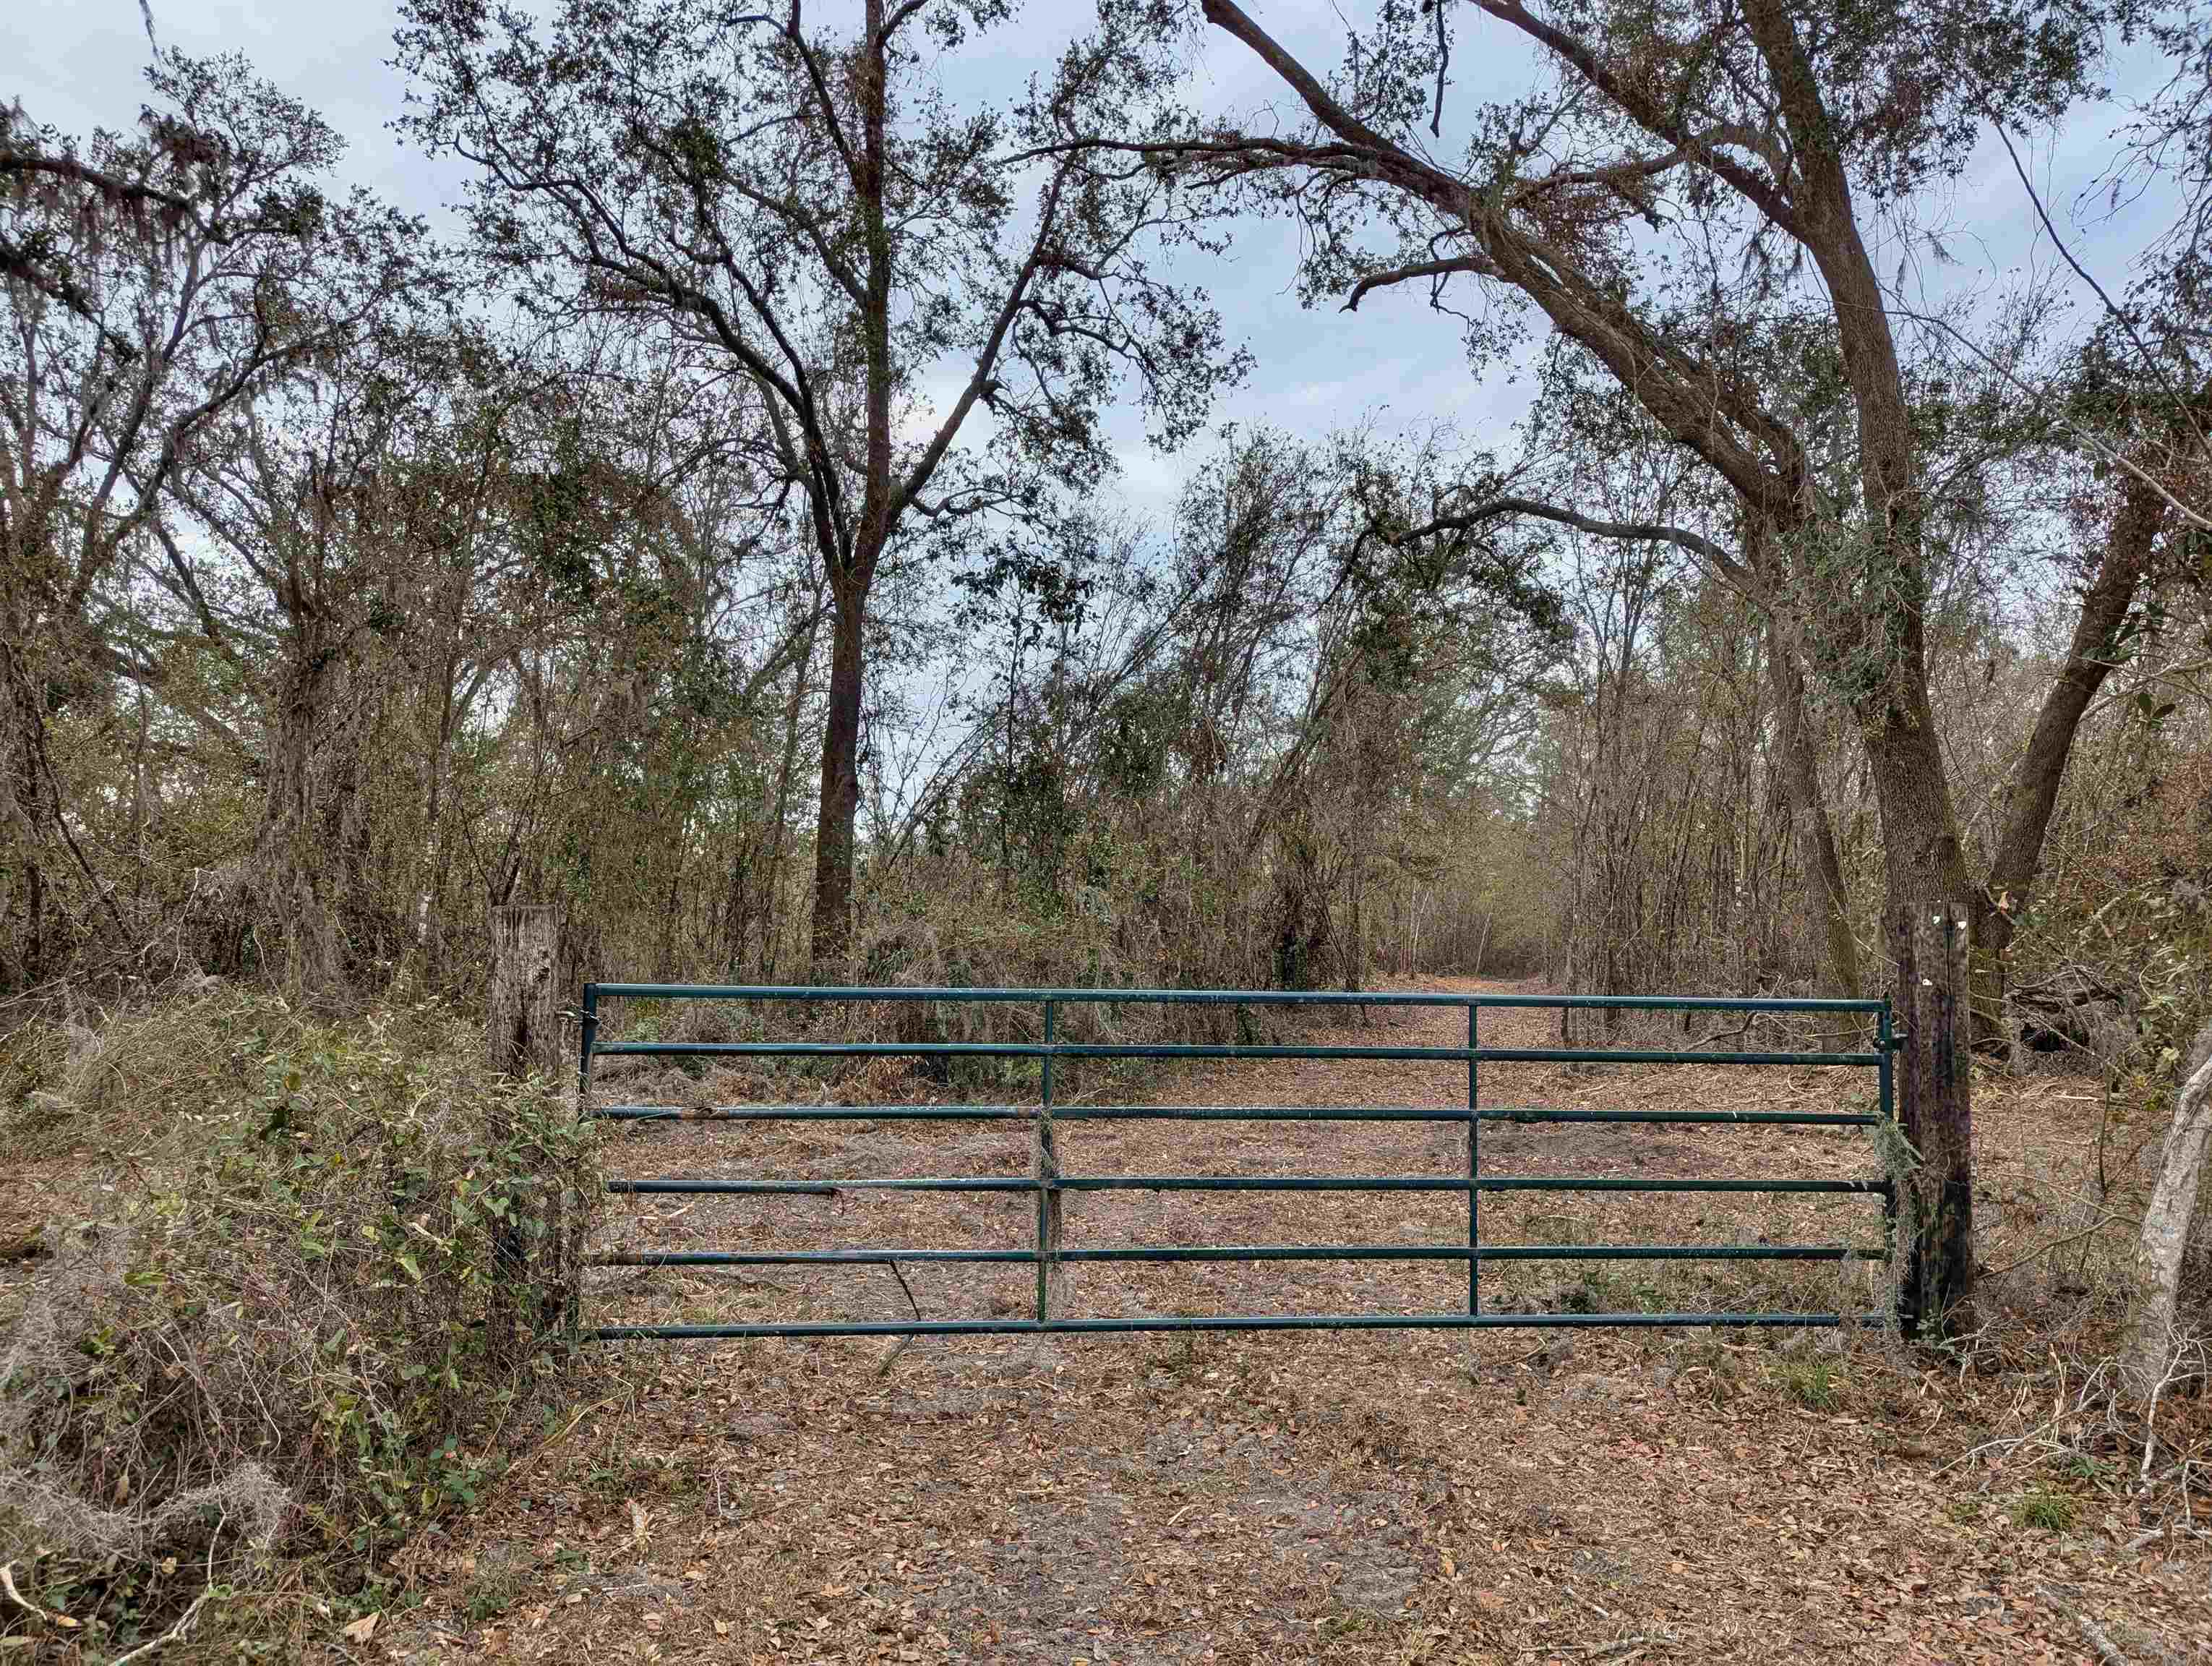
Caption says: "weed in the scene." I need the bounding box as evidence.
[2009,1489,2080,1532]
[1678,1338,1743,1407]
[462,1552,536,1626]
[1524,1213,1587,1247]
[1781,1359,1842,1412]
[2053,1452,2109,1485]
[1155,1328,1210,1382]
[1345,1407,1414,1466]
[1558,1269,1618,1313]
[1316,1605,1375,1639]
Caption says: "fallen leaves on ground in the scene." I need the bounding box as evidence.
[356,981,2211,1665]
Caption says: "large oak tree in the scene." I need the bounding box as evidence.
[396,0,1239,969]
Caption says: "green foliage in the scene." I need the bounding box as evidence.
[2007,736,2211,1081]
[1676,1338,1743,1407]
[0,1019,72,1148]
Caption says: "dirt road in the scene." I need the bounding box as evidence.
[373,981,2208,1665]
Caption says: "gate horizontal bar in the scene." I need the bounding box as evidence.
[1055,1044,1491,1061]
[588,1310,1888,1339]
[1059,1103,1465,1121]
[593,1247,1037,1265]
[588,1038,1880,1066]
[1055,1241,1886,1262]
[606,1173,1888,1195]
[590,1103,1033,1122]
[588,1241,1886,1266]
[1053,1174,1887,1194]
[593,1040,1483,1061]
[596,1040,1043,1058]
[588,983,1887,1013]
[1478,1175,1887,1193]
[591,1101,1879,1126]
[606,1176,1032,1195]
[1481,1106,1877,1126]
[1452,995,1885,1012]
[1068,1106,1882,1126]
[1470,1046,1880,1066]
[1479,1242,1885,1260]
[1053,1174,1468,1192]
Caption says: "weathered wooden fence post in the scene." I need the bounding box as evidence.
[486,904,571,1349]
[1889,900,1975,1336]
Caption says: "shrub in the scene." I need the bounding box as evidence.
[0,990,599,1656]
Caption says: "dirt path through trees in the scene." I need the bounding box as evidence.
[374,983,2208,1665]
[583,981,1887,1333]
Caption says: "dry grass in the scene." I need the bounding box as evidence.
[341,980,2211,1665]
[0,987,596,1662]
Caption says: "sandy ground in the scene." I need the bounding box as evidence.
[358,980,2209,1665]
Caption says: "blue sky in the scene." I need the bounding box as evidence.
[6,0,2183,523]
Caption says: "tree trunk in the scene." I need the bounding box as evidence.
[1890,900,1975,1336]
[257,654,349,988]
[809,585,867,974]
[758,611,815,981]
[807,0,896,977]
[1761,609,1861,999]
[1974,473,2162,1036]
[0,677,41,989]
[1,640,101,986]
[487,905,566,1078]
[2123,1022,2212,1401]
[1752,539,1858,1000]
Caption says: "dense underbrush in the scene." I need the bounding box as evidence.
[0,987,600,1659]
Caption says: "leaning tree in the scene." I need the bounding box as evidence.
[1131,0,2192,1328]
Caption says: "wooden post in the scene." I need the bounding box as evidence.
[487,905,570,1348]
[489,905,566,1081]
[1889,900,1975,1336]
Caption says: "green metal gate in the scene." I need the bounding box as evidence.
[577,985,1895,1339]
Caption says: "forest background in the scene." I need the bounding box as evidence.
[4,0,2204,1024]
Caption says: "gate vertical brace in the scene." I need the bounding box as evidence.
[1034,998,1058,1327]
[1467,1000,1480,1315]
